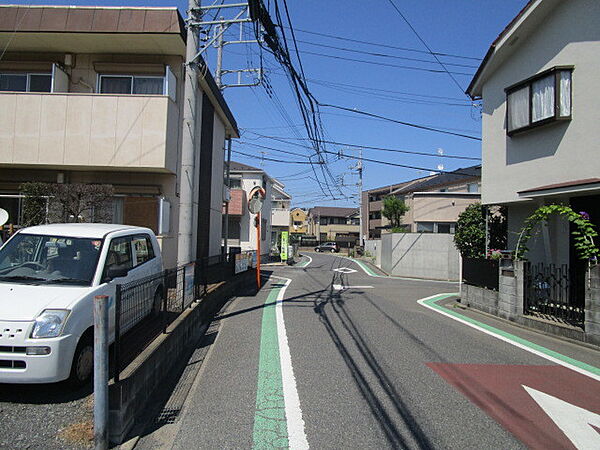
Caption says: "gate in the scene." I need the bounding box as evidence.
[523,262,585,327]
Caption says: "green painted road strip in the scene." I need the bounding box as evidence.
[419,293,600,380]
[253,284,288,449]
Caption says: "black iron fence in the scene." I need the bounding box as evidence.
[112,251,261,380]
[524,262,585,327]
[462,257,499,291]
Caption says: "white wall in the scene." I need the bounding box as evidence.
[364,239,381,267]
[480,0,600,206]
[381,233,460,281]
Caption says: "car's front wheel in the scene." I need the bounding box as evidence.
[330,248,336,253]
[69,332,93,386]
[315,248,320,252]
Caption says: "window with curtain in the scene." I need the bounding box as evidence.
[505,67,572,135]
[99,75,164,95]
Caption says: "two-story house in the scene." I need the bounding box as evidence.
[0,5,239,267]
[466,0,600,268]
[362,166,481,239]
[289,208,308,237]
[223,161,276,253]
[308,206,360,244]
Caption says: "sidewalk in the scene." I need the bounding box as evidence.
[125,274,283,450]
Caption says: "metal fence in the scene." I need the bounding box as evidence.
[462,257,499,291]
[112,251,262,380]
[524,262,585,327]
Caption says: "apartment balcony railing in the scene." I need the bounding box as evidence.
[0,92,179,173]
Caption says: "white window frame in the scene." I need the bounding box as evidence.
[505,66,573,136]
[97,74,166,95]
[0,72,52,92]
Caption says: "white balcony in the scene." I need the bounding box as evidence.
[0,92,179,173]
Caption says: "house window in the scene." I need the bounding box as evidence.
[0,73,52,92]
[229,179,242,189]
[99,75,164,95]
[467,183,480,193]
[506,67,572,135]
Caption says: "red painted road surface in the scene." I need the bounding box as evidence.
[428,364,600,449]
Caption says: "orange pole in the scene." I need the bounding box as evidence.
[256,211,261,289]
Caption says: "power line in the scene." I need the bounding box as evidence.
[319,148,479,177]
[232,149,318,164]
[296,39,480,69]
[242,131,481,160]
[317,103,482,141]
[386,0,468,95]
[288,26,482,61]
[299,49,474,76]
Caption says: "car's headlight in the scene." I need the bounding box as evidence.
[31,309,70,339]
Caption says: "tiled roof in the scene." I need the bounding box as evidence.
[391,165,481,195]
[309,206,359,218]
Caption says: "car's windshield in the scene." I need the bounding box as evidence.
[0,233,103,286]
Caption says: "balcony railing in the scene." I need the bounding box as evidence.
[0,92,178,173]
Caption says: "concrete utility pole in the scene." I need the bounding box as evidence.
[178,0,200,265]
[223,138,232,255]
[214,22,224,89]
[357,149,364,246]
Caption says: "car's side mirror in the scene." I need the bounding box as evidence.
[104,267,129,282]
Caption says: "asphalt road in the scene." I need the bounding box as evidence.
[137,252,600,449]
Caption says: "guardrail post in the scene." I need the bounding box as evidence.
[113,284,122,383]
[93,295,109,450]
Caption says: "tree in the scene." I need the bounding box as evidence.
[20,182,49,227]
[19,182,114,225]
[382,196,409,229]
[454,203,507,258]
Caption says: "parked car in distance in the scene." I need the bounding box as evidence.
[0,223,163,385]
[315,242,339,253]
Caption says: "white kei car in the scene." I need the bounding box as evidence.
[0,224,163,384]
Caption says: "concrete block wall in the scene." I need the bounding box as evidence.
[381,233,460,281]
[462,283,499,315]
[364,239,381,267]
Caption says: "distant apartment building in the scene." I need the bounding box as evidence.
[308,206,360,243]
[362,166,481,239]
[223,161,284,253]
[0,5,239,267]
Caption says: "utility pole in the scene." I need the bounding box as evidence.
[177,0,200,266]
[357,149,364,246]
[214,22,224,89]
[223,139,232,255]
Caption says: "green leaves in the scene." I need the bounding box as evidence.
[381,196,409,229]
[515,204,599,262]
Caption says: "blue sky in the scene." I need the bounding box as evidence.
[3,0,528,207]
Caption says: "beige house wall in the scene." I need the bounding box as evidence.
[479,0,600,206]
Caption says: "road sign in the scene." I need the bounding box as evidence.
[248,186,266,214]
[428,363,600,449]
[281,231,289,261]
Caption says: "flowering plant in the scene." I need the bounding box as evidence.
[487,249,503,260]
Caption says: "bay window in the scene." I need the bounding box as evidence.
[506,66,572,135]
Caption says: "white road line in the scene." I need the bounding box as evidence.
[271,275,310,449]
[298,254,312,268]
[417,293,600,382]
[333,284,373,290]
